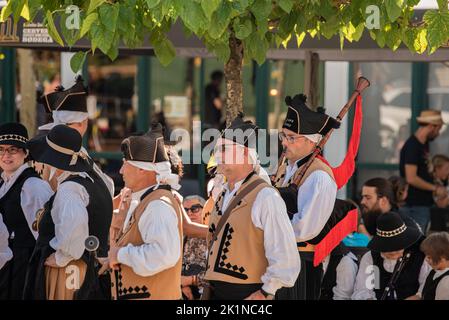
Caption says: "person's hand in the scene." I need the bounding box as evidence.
[244,290,272,300]
[436,195,449,208]
[434,185,447,198]
[108,246,121,270]
[98,257,110,275]
[182,286,194,300]
[118,188,132,213]
[44,253,61,268]
[181,276,192,288]
[405,294,421,300]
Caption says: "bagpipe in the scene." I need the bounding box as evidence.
[274,77,370,266]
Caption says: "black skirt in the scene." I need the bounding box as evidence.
[0,246,34,300]
[275,251,323,300]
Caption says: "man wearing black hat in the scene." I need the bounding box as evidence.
[203,115,300,300]
[0,123,53,299]
[352,212,430,300]
[23,125,112,300]
[273,94,340,300]
[104,127,184,300]
[38,76,114,196]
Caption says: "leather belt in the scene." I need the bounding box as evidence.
[297,242,315,252]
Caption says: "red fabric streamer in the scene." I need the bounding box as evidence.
[313,208,359,267]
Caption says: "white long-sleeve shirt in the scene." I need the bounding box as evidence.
[322,252,359,300]
[0,214,13,270]
[0,163,53,239]
[283,160,337,242]
[352,251,431,300]
[221,179,301,296]
[49,172,91,267]
[117,186,181,277]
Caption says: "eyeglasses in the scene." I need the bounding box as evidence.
[278,132,303,144]
[0,146,21,156]
[184,205,203,214]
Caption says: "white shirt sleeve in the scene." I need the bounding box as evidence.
[436,276,449,300]
[417,260,432,296]
[49,181,90,267]
[117,200,181,277]
[251,187,301,295]
[0,214,13,270]
[292,170,337,242]
[352,252,377,300]
[20,177,54,239]
[333,253,359,300]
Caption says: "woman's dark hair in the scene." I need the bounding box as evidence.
[388,175,408,207]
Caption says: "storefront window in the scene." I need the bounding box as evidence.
[428,62,449,156]
[357,62,412,164]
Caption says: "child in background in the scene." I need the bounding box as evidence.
[420,232,449,300]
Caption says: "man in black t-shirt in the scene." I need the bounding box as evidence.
[399,110,447,233]
[204,70,224,130]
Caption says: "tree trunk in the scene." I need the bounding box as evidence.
[224,34,243,125]
[17,49,36,136]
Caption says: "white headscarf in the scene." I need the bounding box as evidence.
[127,160,181,190]
[38,110,88,131]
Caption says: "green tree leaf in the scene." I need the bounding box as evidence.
[250,0,271,35]
[180,1,207,34]
[81,13,98,38]
[145,0,160,9]
[437,0,448,12]
[201,0,221,20]
[45,10,64,46]
[385,0,404,22]
[99,4,119,32]
[152,36,176,66]
[233,17,253,40]
[70,51,88,73]
[424,10,449,53]
[0,1,13,22]
[208,1,232,39]
[88,0,106,14]
[279,0,294,13]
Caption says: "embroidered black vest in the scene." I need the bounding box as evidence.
[0,167,40,248]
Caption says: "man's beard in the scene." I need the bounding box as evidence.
[362,208,384,237]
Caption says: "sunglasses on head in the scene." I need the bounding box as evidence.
[184,204,203,213]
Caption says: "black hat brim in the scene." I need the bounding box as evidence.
[27,135,91,173]
[0,139,27,150]
[368,225,422,253]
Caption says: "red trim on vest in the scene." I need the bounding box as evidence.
[313,208,358,266]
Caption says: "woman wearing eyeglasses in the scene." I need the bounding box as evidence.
[181,195,208,300]
[0,123,53,300]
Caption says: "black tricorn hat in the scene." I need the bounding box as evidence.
[282,94,340,136]
[27,124,91,172]
[220,113,259,148]
[145,122,180,146]
[39,75,88,114]
[0,122,29,149]
[368,212,422,253]
[121,123,169,163]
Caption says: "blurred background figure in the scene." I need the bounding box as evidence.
[181,195,207,300]
[204,70,224,130]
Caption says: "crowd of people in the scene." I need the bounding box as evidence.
[0,76,448,300]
